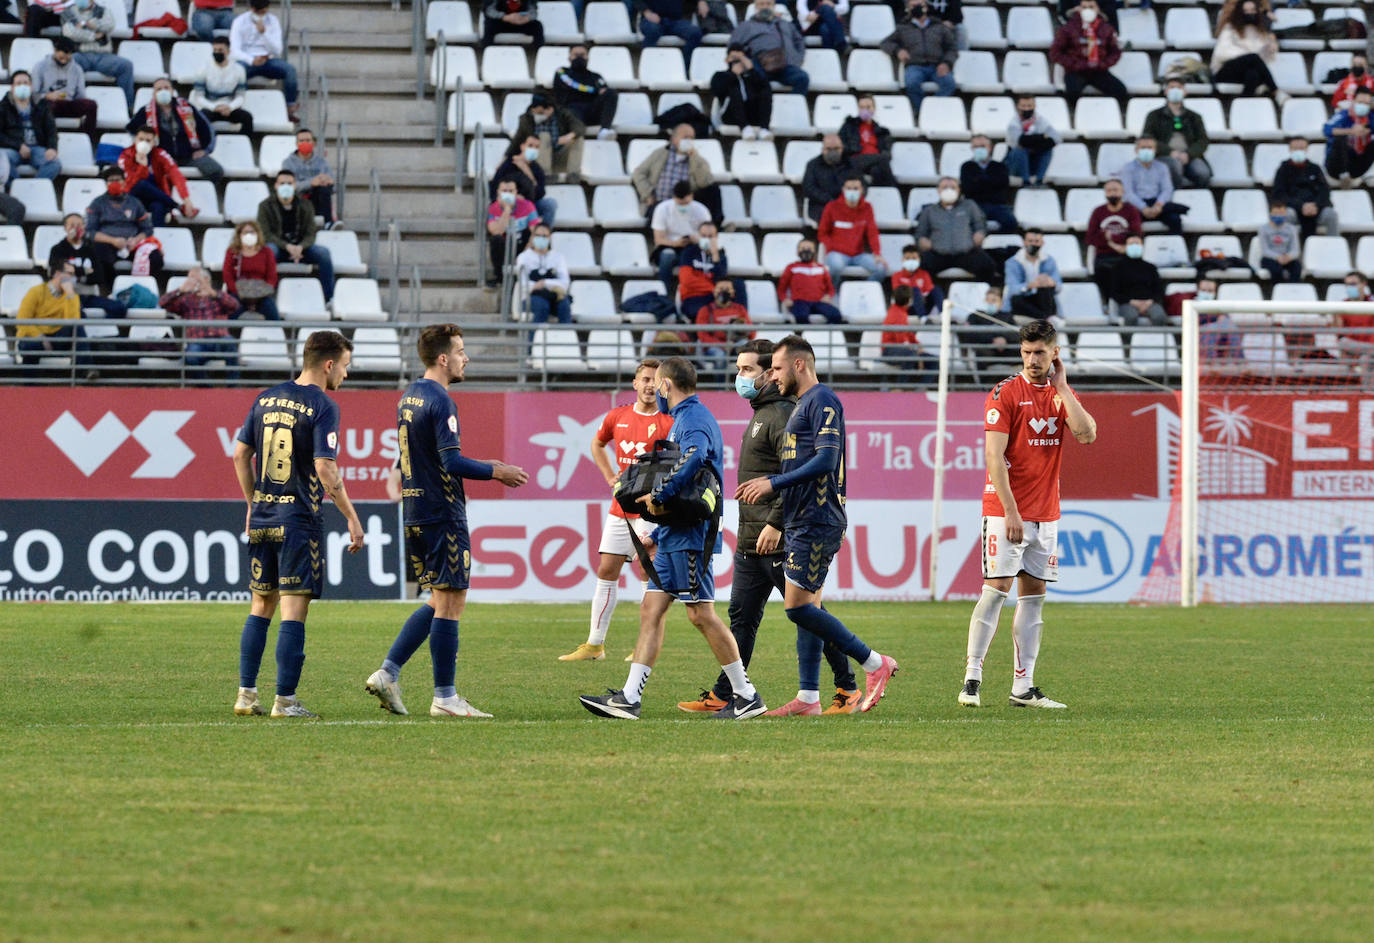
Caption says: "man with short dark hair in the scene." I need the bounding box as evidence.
[637,0,702,66]
[281,127,337,227]
[1108,233,1168,356]
[119,125,196,226]
[960,133,1017,233]
[1003,228,1062,325]
[34,36,98,145]
[49,212,125,316]
[1005,94,1059,188]
[365,324,530,718]
[16,260,92,369]
[709,45,773,141]
[191,37,254,136]
[818,174,888,285]
[258,169,335,301]
[1119,135,1184,237]
[231,0,301,122]
[0,71,61,185]
[86,165,161,281]
[231,330,364,719]
[552,44,619,139]
[514,93,586,181]
[802,132,853,224]
[779,237,844,324]
[60,0,136,109]
[651,179,712,289]
[1323,87,1374,183]
[882,0,957,113]
[1086,177,1141,293]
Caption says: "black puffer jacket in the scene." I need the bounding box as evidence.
[736,382,795,555]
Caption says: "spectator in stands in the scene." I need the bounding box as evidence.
[1119,136,1185,236]
[1258,200,1302,283]
[1003,228,1063,326]
[710,47,773,142]
[515,223,572,325]
[17,260,93,370]
[697,0,735,40]
[514,94,586,184]
[632,124,719,222]
[86,166,160,280]
[553,45,618,140]
[1143,79,1213,188]
[1211,0,1280,98]
[192,0,238,40]
[959,285,1019,374]
[1323,87,1374,186]
[927,0,965,51]
[1109,234,1167,354]
[161,266,242,379]
[1057,0,1118,32]
[802,133,853,224]
[485,178,541,288]
[796,0,848,53]
[839,96,897,188]
[677,220,728,321]
[1332,54,1374,110]
[882,0,957,114]
[1087,177,1141,294]
[650,180,712,290]
[128,77,224,185]
[60,0,136,110]
[819,174,888,285]
[223,220,280,319]
[0,72,61,185]
[881,284,932,377]
[1177,276,1239,361]
[1274,137,1339,239]
[24,0,64,36]
[231,0,301,124]
[779,237,844,324]
[960,135,1016,233]
[914,177,996,280]
[1049,0,1126,108]
[120,127,198,226]
[35,38,98,145]
[282,128,338,229]
[259,169,336,301]
[1005,94,1059,188]
[191,37,254,136]
[694,280,753,377]
[892,243,943,321]
[730,0,809,95]
[50,213,124,314]
[637,0,702,65]
[491,135,557,228]
[1337,271,1374,383]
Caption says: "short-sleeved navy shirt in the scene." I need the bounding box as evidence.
[236,380,340,531]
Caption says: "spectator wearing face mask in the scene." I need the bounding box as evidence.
[632,124,719,221]
[891,243,943,321]
[1332,55,1374,110]
[694,281,754,377]
[779,238,845,324]
[486,179,542,288]
[1003,229,1063,326]
[223,221,280,319]
[1176,277,1238,361]
[0,72,61,185]
[677,221,729,322]
[1211,0,1279,98]
[1337,271,1374,385]
[281,128,338,228]
[1049,0,1125,108]
[127,77,223,185]
[796,0,849,53]
[818,175,888,285]
[85,166,160,281]
[1258,201,1301,284]
[637,0,703,66]
[838,96,896,189]
[553,45,619,140]
[914,177,995,281]
[802,133,853,223]
[190,37,254,136]
[119,127,196,227]
[1142,79,1212,188]
[958,285,1019,374]
[1119,136,1185,236]
[959,135,1017,233]
[1087,178,1141,294]
[60,0,136,109]
[1274,137,1338,240]
[514,94,586,183]
[33,37,99,146]
[881,284,933,378]
[230,0,301,122]
[651,181,713,290]
[729,0,810,95]
[1109,234,1168,355]
[710,46,773,142]
[515,224,572,325]
[259,169,335,301]
[1005,94,1059,188]
[17,261,95,370]
[49,213,126,317]
[881,0,957,114]
[1324,88,1374,184]
[491,135,558,228]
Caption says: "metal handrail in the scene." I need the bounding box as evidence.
[314,72,330,143]
[414,0,429,102]
[367,168,382,274]
[298,30,311,115]
[336,122,350,223]
[473,122,487,286]
[499,225,518,315]
[432,30,447,145]
[282,0,293,43]
[387,221,402,320]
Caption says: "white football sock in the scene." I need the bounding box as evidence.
[965,586,1008,682]
[587,578,617,646]
[861,650,884,672]
[796,689,820,704]
[1011,594,1046,696]
[721,659,756,699]
[623,662,651,704]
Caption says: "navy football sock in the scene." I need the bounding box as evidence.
[796,627,823,692]
[384,605,435,680]
[275,620,306,697]
[430,618,459,698]
[784,605,872,665]
[238,614,271,688]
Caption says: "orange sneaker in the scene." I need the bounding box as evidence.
[765,697,821,716]
[822,687,862,714]
[677,690,729,713]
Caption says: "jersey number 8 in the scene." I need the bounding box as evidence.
[263,426,293,484]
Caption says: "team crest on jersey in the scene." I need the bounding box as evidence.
[752,421,763,437]
[986,408,1000,425]
[447,415,458,433]
[1053,394,1063,411]
[326,431,337,449]
[647,423,657,438]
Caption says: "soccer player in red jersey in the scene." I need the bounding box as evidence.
[560,359,674,661]
[960,320,1097,709]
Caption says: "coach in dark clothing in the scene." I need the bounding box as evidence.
[698,339,857,710]
[802,133,853,223]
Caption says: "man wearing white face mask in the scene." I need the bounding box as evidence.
[0,71,61,186]
[1273,136,1339,240]
[1048,0,1126,108]
[632,123,719,221]
[1323,87,1374,185]
[513,94,586,183]
[914,176,996,281]
[677,220,730,324]
[650,180,712,292]
[1142,78,1212,188]
[119,127,196,226]
[258,169,336,301]
[515,223,572,327]
[817,174,888,286]
[127,76,224,185]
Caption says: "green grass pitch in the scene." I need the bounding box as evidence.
[2,600,1373,942]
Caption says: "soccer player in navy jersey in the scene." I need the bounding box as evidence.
[365,324,529,719]
[737,335,900,714]
[232,330,364,719]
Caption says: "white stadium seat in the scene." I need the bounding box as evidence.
[848,4,895,46]
[1303,236,1352,279]
[1005,7,1054,48]
[552,231,598,277]
[599,232,652,277]
[1001,51,1054,94]
[277,278,330,320]
[426,2,478,43]
[351,327,404,373]
[429,46,478,91]
[223,181,269,223]
[332,279,388,322]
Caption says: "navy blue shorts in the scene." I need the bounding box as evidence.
[783,525,845,593]
[651,548,715,603]
[248,526,324,598]
[406,521,471,591]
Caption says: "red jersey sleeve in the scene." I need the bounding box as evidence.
[595,406,618,446]
[984,386,1014,436]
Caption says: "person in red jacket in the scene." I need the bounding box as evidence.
[1048,0,1126,107]
[1087,177,1142,295]
[778,237,844,324]
[119,126,198,226]
[818,174,888,286]
[890,243,943,321]
[880,284,932,380]
[694,281,754,379]
[1332,54,1374,109]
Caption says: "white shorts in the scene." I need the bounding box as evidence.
[982,516,1059,582]
[597,513,657,558]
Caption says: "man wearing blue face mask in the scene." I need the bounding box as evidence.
[258,169,335,302]
[1273,136,1339,240]
[1118,135,1185,236]
[1323,87,1374,185]
[0,72,61,186]
[1107,233,1167,358]
[1258,200,1301,284]
[959,133,1017,233]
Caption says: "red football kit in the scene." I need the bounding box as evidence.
[982,372,1075,522]
[597,404,672,519]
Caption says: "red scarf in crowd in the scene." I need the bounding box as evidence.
[143,98,201,151]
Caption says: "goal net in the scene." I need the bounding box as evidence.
[1135,299,1374,605]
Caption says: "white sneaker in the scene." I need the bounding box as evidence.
[757,127,773,141]
[430,694,493,718]
[597,127,617,141]
[741,125,757,140]
[271,695,319,718]
[234,687,265,716]
[1008,687,1066,709]
[365,669,408,715]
